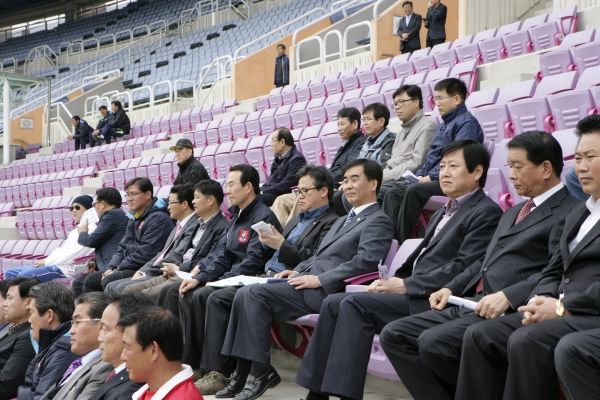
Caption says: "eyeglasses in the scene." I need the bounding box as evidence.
[434,95,456,103]
[168,201,180,205]
[69,205,81,212]
[124,192,142,198]
[393,98,416,107]
[293,187,319,196]
[71,318,101,328]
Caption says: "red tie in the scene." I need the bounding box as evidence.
[155,223,182,263]
[105,370,116,382]
[475,199,536,293]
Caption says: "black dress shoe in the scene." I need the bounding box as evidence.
[215,371,249,398]
[232,366,281,400]
[300,390,330,400]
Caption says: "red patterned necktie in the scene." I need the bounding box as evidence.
[105,370,116,382]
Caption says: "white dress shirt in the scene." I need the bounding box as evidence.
[568,196,600,252]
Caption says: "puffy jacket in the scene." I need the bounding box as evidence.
[95,114,108,131]
[78,208,129,271]
[329,132,366,187]
[73,120,94,140]
[108,108,131,135]
[173,156,210,187]
[108,198,174,271]
[359,128,396,168]
[261,146,307,197]
[416,102,484,180]
[18,322,78,400]
[274,54,289,86]
[192,196,282,284]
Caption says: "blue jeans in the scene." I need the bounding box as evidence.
[4,265,67,282]
[565,167,589,202]
[100,125,124,144]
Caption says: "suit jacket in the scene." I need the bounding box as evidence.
[425,2,447,40]
[530,202,600,329]
[178,212,229,273]
[0,322,35,399]
[41,353,113,400]
[397,12,422,51]
[329,132,366,187]
[294,204,393,309]
[264,208,338,270]
[140,217,199,276]
[88,369,144,400]
[395,189,503,314]
[445,186,580,309]
[261,146,307,197]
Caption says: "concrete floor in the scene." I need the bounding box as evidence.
[203,354,413,400]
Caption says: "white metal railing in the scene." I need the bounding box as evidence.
[151,80,173,104]
[342,21,371,57]
[292,0,363,46]
[296,37,324,69]
[373,0,397,19]
[131,86,154,109]
[99,34,116,47]
[85,95,101,117]
[25,45,59,69]
[149,20,167,33]
[324,31,343,62]
[196,55,233,107]
[174,80,197,104]
[43,102,73,138]
[110,91,133,112]
[0,58,16,71]
[115,29,133,44]
[90,97,110,117]
[234,7,328,61]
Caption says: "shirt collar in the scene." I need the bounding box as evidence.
[366,128,387,144]
[179,212,195,230]
[80,348,102,367]
[115,363,126,374]
[278,147,292,160]
[298,204,330,222]
[198,211,219,226]
[585,195,600,214]
[351,202,377,216]
[444,188,479,216]
[530,183,564,208]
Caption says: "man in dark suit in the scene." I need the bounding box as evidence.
[379,131,580,400]
[125,180,229,302]
[216,159,394,400]
[424,0,447,48]
[0,277,39,399]
[89,292,153,400]
[296,140,503,400]
[192,165,338,395]
[455,116,600,400]
[397,1,422,54]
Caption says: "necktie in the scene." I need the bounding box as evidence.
[475,199,537,293]
[105,370,117,382]
[342,210,356,228]
[155,222,182,263]
[58,357,83,386]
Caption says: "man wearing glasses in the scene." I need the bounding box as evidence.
[77,178,174,295]
[40,292,113,400]
[382,77,484,243]
[377,84,436,203]
[5,195,99,283]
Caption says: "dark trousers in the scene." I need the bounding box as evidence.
[377,180,406,204]
[556,327,600,400]
[426,37,445,48]
[73,270,137,295]
[381,180,444,242]
[74,136,94,151]
[101,125,124,144]
[295,292,410,400]
[156,281,182,313]
[221,282,327,365]
[260,192,278,208]
[457,313,600,400]
[181,286,239,374]
[401,44,420,54]
[379,301,485,400]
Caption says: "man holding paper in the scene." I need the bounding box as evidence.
[191,165,338,395]
[295,140,503,400]
[379,131,580,400]
[216,159,393,400]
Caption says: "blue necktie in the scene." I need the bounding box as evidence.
[342,210,356,228]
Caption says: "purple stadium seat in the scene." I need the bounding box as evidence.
[114,169,126,191]
[166,112,181,134]
[199,105,214,122]
[374,66,396,84]
[404,72,428,85]
[150,117,162,134]
[477,22,522,63]
[571,40,600,75]
[299,125,325,166]
[104,171,116,188]
[231,114,248,140]
[455,28,497,64]
[214,142,236,179]
[553,129,578,159]
[503,14,549,57]
[549,5,578,37]
[267,92,283,109]
[548,88,596,131]
[411,48,437,73]
[205,120,222,146]
[324,93,347,121]
[245,136,270,182]
[432,44,458,68]
[274,105,294,129]
[425,66,451,93]
[363,91,386,109]
[218,119,235,144]
[159,161,175,187]
[281,84,298,106]
[189,107,202,128]
[343,88,365,113]
[24,212,37,239]
[450,59,479,94]
[259,108,277,137]
[537,29,595,81]
[306,97,328,126]
[33,211,46,240]
[340,67,360,92]
[466,87,499,109]
[290,101,310,130]
[180,109,192,133]
[245,111,262,138]
[140,119,152,137]
[200,144,219,179]
[50,209,66,239]
[294,81,311,103]
[309,83,327,99]
[228,138,250,168]
[321,132,344,167]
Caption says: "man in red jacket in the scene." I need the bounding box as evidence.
[120,306,203,400]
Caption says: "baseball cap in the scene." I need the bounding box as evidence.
[169,138,194,150]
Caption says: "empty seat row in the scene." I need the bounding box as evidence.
[0,239,64,274]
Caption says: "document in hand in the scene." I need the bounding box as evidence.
[206,276,290,287]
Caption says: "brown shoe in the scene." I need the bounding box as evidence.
[193,368,204,381]
[195,371,233,395]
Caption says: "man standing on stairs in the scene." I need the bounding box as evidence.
[171,138,210,187]
[274,43,289,88]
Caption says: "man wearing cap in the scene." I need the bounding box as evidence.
[5,195,99,282]
[171,139,210,187]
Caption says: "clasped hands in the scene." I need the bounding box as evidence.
[429,288,511,319]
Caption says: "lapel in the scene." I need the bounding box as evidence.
[60,354,103,394]
[317,204,378,252]
[192,214,224,257]
[567,208,600,265]
[294,209,334,245]
[94,369,130,398]
[281,217,300,239]
[0,323,27,351]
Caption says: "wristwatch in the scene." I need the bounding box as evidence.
[556,299,565,317]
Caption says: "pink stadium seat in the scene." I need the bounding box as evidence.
[549,5,578,37]
[343,88,365,112]
[290,101,311,130]
[259,109,278,137]
[180,109,192,133]
[432,44,458,68]
[146,164,161,188]
[206,120,222,146]
[502,14,548,57]
[114,170,126,191]
[199,105,213,122]
[295,81,312,103]
[231,114,248,140]
[131,121,143,137]
[466,87,499,109]
[256,97,270,112]
[411,48,437,73]
[281,84,298,105]
[309,83,327,99]
[536,29,595,81]
[267,92,283,108]
[450,60,479,94]
[477,22,522,64]
[189,107,202,128]
[571,40,600,74]
[217,117,235,143]
[214,142,236,179]
[245,136,269,183]
[150,117,162,134]
[274,105,294,129]
[245,111,263,138]
[104,171,116,188]
[299,125,326,166]
[548,86,597,131]
[33,211,46,240]
[167,112,181,134]
[159,162,175,187]
[323,93,346,122]
[200,144,219,179]
[393,61,416,80]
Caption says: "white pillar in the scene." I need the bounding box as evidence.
[3,78,9,166]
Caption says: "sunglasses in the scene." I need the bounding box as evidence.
[69,205,82,212]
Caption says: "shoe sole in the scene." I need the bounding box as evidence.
[243,375,282,400]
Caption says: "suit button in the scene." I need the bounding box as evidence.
[482,267,488,272]
[565,278,570,283]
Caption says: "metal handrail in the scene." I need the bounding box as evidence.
[195,55,233,107]
[324,30,343,62]
[373,0,397,19]
[149,20,167,33]
[43,101,73,138]
[131,86,154,109]
[91,97,110,117]
[234,7,328,61]
[296,36,324,69]
[68,42,83,56]
[85,95,100,116]
[115,29,133,43]
[292,0,363,46]
[82,38,100,52]
[110,91,133,112]
[174,79,197,103]
[151,80,173,103]
[132,24,150,37]
[342,21,371,57]
[98,34,116,47]
[1,58,16,71]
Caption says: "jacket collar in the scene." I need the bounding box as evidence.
[38,321,72,353]
[178,155,196,168]
[401,109,425,129]
[228,196,264,221]
[347,131,364,143]
[441,102,468,124]
[136,198,167,221]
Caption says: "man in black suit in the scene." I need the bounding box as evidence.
[89,292,153,400]
[379,131,580,400]
[397,1,422,54]
[455,116,600,400]
[192,165,338,395]
[125,180,229,303]
[216,159,394,400]
[295,140,503,400]
[424,0,447,48]
[0,277,40,399]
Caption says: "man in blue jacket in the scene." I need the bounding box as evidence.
[382,77,484,243]
[17,282,78,400]
[274,44,289,88]
[79,178,174,294]
[70,116,95,150]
